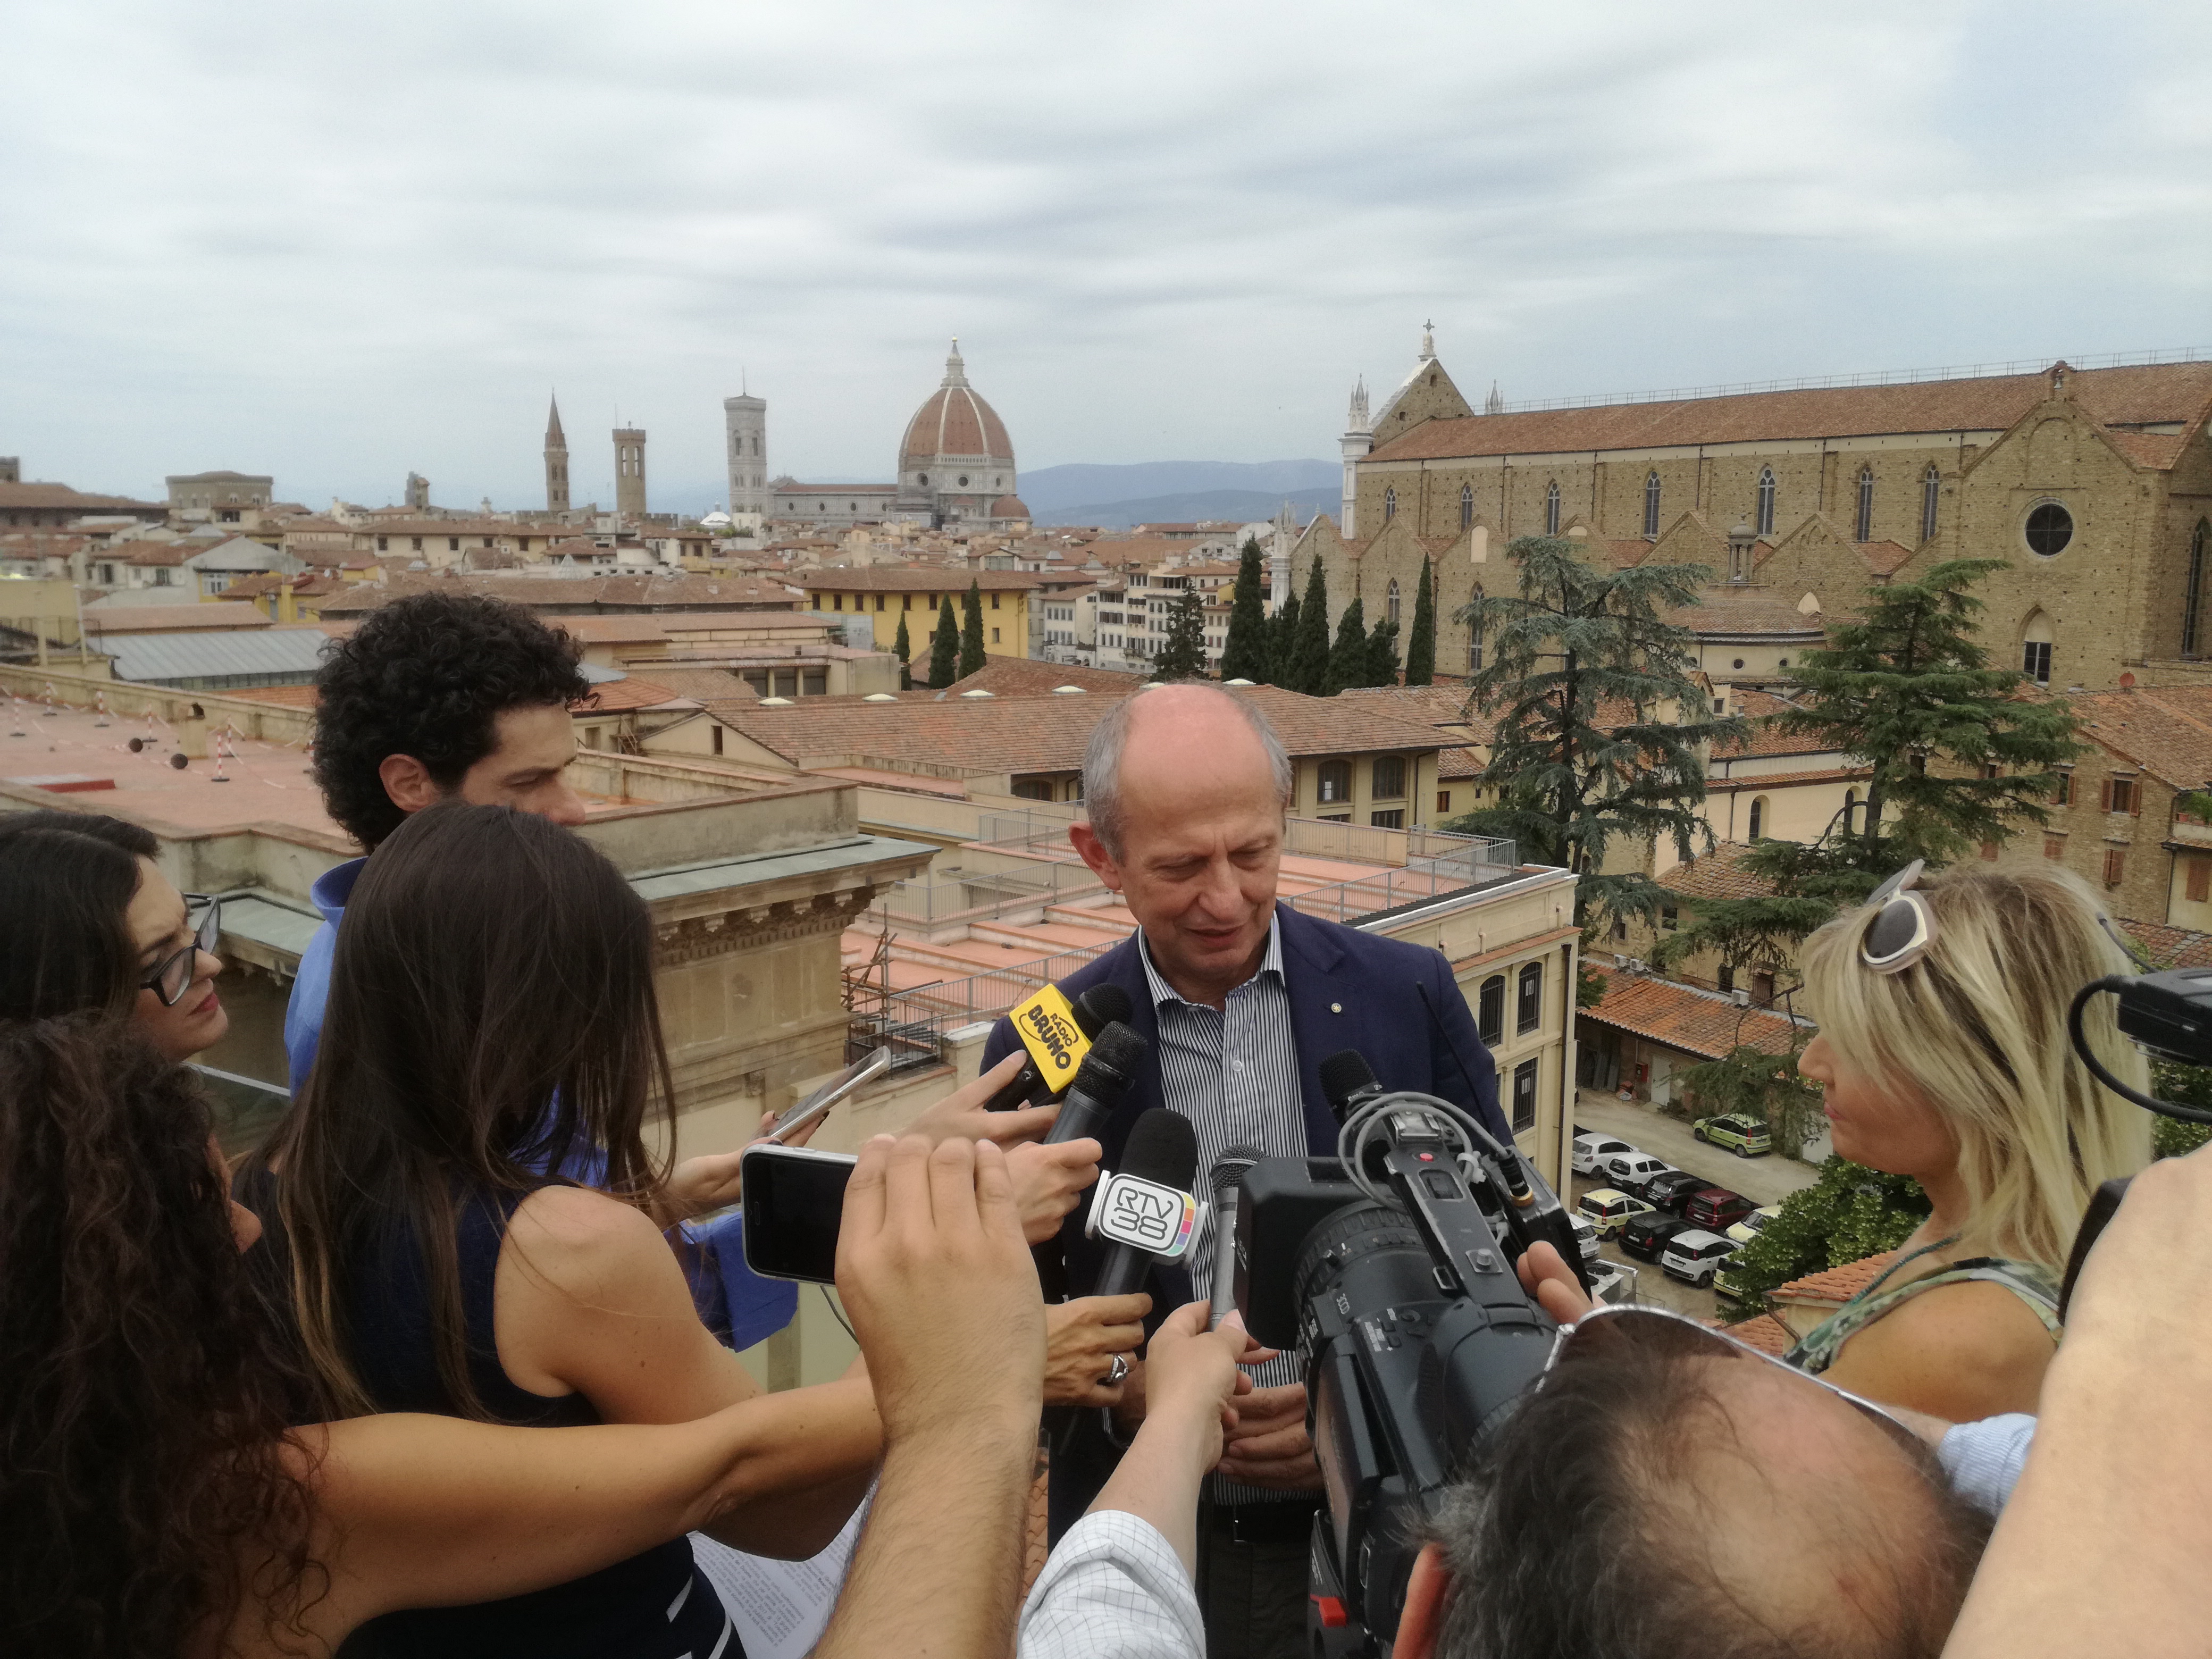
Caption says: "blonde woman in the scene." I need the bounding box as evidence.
[1788,860,2151,1421]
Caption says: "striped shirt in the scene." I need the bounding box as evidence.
[1136,918,1310,1504]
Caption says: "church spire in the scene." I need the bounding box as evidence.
[1346,376,1370,434]
[546,393,566,447]
[943,338,968,389]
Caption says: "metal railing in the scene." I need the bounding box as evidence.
[848,943,1114,1066]
[195,1061,292,1155]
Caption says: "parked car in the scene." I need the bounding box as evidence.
[1693,1112,1774,1158]
[1567,1211,1602,1263]
[1577,1187,1656,1238]
[1683,1188,1759,1233]
[1588,1258,1639,1305]
[1619,1212,1697,1263]
[1600,1151,1675,1195]
[1727,1205,1783,1248]
[1643,1169,1715,1216]
[1661,1229,1740,1287]
[1713,1261,1763,1307]
[1572,1132,1636,1176]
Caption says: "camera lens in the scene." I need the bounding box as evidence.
[1293,1200,1438,1326]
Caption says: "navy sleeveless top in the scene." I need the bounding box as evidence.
[342,1184,740,1659]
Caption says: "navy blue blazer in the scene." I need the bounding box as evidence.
[981,902,1507,1308]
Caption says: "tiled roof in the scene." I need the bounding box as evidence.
[1672,589,1827,638]
[0,481,164,512]
[224,683,322,709]
[576,675,689,711]
[640,666,759,706]
[1339,684,1499,742]
[1853,541,1917,575]
[946,659,1142,697]
[1438,744,1487,781]
[83,602,272,633]
[315,572,803,615]
[2107,430,2188,468]
[1772,1251,1901,1308]
[900,380,1013,464]
[1579,965,1807,1059]
[1659,843,1778,901]
[1362,361,2212,463]
[1723,1313,1795,1355]
[2117,918,2212,971]
[2070,685,2212,791]
[800,568,1044,593]
[722,683,1445,775]
[1708,766,1871,790]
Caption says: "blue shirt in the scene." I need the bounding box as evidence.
[284,856,364,1092]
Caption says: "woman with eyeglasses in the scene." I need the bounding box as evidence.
[0,811,228,1057]
[1782,860,2150,1422]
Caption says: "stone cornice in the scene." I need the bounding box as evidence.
[653,883,879,962]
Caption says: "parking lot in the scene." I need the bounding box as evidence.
[1570,1089,1822,1323]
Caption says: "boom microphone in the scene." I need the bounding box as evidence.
[987,983,1136,1112]
[1086,1107,1202,1299]
[1208,1146,1262,1329]
[1042,1021,1149,1147]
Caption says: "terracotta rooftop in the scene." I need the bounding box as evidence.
[315,572,803,616]
[2071,685,2212,791]
[1722,1313,1795,1355]
[1362,361,2212,464]
[0,481,165,513]
[2117,918,2212,971]
[1658,842,1778,902]
[945,658,1142,698]
[1709,766,1871,791]
[576,675,690,712]
[1579,965,1807,1060]
[1671,589,1828,638]
[1772,1251,1902,1308]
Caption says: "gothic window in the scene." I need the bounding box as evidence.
[1643,472,1661,538]
[1756,466,1776,536]
[1460,484,1473,530]
[2022,610,2054,684]
[1545,480,1561,535]
[2186,522,2211,658]
[1748,795,1769,840]
[1855,466,1875,542]
[1467,583,1485,674]
[1384,487,1397,522]
[1386,578,1401,626]
[1922,465,1941,541]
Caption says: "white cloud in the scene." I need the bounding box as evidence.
[2,0,2206,511]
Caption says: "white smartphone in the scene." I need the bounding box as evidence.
[765,1045,892,1143]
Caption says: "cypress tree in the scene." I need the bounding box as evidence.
[1364,613,1401,688]
[927,594,959,688]
[1219,538,1269,681]
[958,580,987,679]
[1151,588,1209,680]
[1287,556,1331,694]
[1326,595,1368,694]
[1264,592,1300,687]
[1451,533,1747,933]
[892,610,913,690]
[1404,556,1436,685]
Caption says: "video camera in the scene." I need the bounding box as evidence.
[1229,1051,1589,1657]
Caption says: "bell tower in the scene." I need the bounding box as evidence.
[543,396,570,514]
[614,426,648,521]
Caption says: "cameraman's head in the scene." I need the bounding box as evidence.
[1393,1311,1989,1659]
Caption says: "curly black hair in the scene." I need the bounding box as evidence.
[311,592,590,849]
[0,1016,320,1656]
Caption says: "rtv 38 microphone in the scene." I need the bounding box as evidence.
[1086,1108,1202,1298]
[1208,1146,1262,1329]
[987,983,1135,1112]
[1042,1021,1149,1146]
[1319,1048,1386,1127]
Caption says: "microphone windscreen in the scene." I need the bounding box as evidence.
[1074,983,1134,1034]
[1080,1020,1149,1088]
[1209,1144,1263,1195]
[1319,1048,1379,1113]
[1119,1107,1200,1194]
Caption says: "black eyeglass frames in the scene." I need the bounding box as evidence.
[142,895,220,1007]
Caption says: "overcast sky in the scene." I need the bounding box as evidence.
[5,1,2208,513]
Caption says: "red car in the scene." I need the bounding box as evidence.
[1683,1188,1757,1232]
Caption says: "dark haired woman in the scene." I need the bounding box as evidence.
[0,809,229,1059]
[0,1015,911,1659]
[253,802,884,1657]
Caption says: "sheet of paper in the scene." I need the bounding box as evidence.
[689,1494,869,1659]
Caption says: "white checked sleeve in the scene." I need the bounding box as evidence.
[1017,1510,1205,1659]
[1938,1414,2037,1517]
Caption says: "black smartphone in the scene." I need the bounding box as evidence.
[740,1143,856,1284]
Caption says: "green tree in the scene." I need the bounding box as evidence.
[958,580,987,680]
[892,611,913,691]
[1263,592,1299,688]
[1326,595,1367,694]
[1660,559,2081,978]
[1446,535,1746,933]
[927,594,959,689]
[1219,539,1270,682]
[1364,613,1400,688]
[1723,1157,1931,1303]
[1675,1041,1826,1162]
[2151,1059,2212,1158]
[1287,556,1331,694]
[1403,555,1436,686]
[1151,588,1209,680]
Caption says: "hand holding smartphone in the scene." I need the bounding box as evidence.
[766,1045,891,1144]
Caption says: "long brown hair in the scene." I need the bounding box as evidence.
[0,1016,317,1657]
[261,802,676,1419]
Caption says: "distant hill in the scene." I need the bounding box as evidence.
[1034,485,1336,532]
[1017,459,1338,514]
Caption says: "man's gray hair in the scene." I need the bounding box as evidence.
[1082,684,1294,860]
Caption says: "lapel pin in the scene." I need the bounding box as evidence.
[1330,1002,1343,1013]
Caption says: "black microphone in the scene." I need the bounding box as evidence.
[986,983,1136,1112]
[1319,1047,1386,1126]
[1088,1107,1202,1299]
[1207,1145,1262,1329]
[1042,1021,1149,1146]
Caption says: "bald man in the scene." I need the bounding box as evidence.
[982,684,1506,1659]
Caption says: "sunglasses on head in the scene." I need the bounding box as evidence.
[141,895,220,1007]
[1858,859,1934,975]
[1547,1303,1924,1459]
